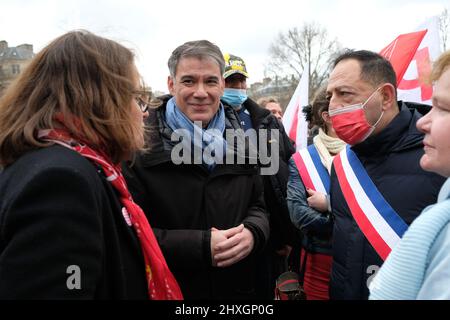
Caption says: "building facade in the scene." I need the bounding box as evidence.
[0,40,34,96]
[248,75,298,111]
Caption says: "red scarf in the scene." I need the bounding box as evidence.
[38,128,183,300]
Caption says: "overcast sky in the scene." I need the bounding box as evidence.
[1,0,448,93]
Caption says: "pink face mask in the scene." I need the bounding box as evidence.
[329,88,384,145]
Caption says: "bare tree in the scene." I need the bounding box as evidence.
[266,22,342,98]
[440,8,449,51]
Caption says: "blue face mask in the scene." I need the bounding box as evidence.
[222,88,248,108]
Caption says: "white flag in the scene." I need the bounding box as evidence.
[397,17,442,105]
[282,66,309,151]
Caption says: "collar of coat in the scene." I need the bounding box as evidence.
[351,101,427,157]
[222,97,275,130]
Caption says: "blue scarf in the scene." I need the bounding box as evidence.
[165,97,226,171]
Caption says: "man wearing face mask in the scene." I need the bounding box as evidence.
[326,50,446,300]
[221,53,297,299]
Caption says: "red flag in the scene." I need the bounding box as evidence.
[396,17,442,105]
[379,30,427,84]
[398,47,433,101]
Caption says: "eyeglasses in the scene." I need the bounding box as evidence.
[133,91,151,113]
[136,97,150,113]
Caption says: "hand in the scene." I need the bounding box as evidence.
[210,228,228,267]
[210,225,244,267]
[306,189,328,212]
[213,225,254,268]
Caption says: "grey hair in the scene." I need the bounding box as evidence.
[168,40,225,78]
[257,96,279,108]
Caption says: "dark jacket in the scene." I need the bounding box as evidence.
[0,145,148,299]
[223,98,297,250]
[287,158,333,255]
[122,96,270,300]
[329,101,446,300]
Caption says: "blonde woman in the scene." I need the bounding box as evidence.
[370,51,450,300]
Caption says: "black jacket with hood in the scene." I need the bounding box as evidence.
[123,96,270,300]
[222,98,298,251]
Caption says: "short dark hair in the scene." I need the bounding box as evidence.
[333,50,397,90]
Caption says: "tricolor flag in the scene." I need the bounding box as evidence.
[282,65,309,151]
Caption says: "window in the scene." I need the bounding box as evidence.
[12,64,20,74]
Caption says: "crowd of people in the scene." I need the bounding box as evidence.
[0,29,449,300]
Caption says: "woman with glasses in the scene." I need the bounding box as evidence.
[0,30,182,299]
[134,90,152,113]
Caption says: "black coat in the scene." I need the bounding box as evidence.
[0,145,148,299]
[222,98,299,297]
[329,102,446,300]
[123,97,270,300]
[236,98,298,250]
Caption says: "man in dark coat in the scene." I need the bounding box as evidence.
[123,40,270,300]
[220,53,297,298]
[326,50,446,300]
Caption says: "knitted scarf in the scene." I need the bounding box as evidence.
[38,128,183,300]
[313,128,346,172]
[165,97,226,171]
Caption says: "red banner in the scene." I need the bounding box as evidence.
[379,30,427,84]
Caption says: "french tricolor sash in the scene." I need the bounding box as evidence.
[333,146,408,260]
[292,144,330,195]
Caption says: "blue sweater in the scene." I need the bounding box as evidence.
[370,178,450,300]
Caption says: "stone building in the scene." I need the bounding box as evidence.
[248,75,298,111]
[0,40,34,96]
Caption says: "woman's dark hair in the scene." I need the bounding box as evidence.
[303,86,329,132]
